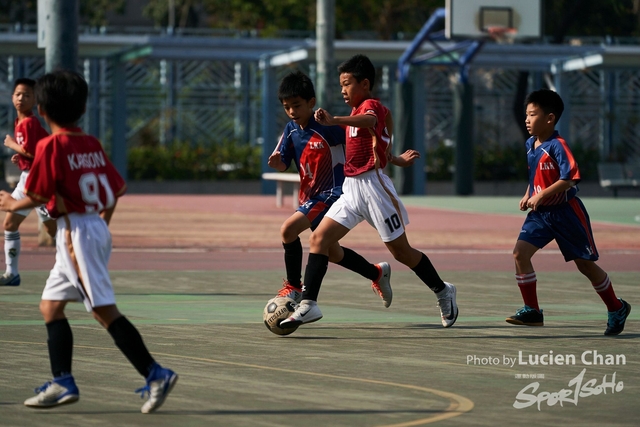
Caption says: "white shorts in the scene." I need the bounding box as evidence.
[326,169,409,242]
[12,171,52,221]
[42,213,115,312]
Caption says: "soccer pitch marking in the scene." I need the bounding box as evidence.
[0,339,474,426]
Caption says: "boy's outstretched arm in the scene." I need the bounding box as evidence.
[315,108,376,129]
[4,135,33,158]
[0,190,38,212]
[390,149,420,167]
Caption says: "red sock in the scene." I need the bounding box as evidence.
[516,272,539,311]
[592,275,623,312]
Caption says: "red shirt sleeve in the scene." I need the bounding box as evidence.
[15,116,49,171]
[24,135,56,204]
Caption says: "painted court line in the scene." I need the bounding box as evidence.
[1,340,474,426]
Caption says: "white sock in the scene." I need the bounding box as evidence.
[4,231,20,275]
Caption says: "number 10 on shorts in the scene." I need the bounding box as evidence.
[384,213,401,233]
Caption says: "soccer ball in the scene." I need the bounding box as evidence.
[263,297,299,336]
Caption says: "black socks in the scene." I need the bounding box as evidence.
[411,253,446,293]
[46,318,73,378]
[107,316,155,378]
[283,237,303,287]
[301,253,329,301]
[337,247,379,281]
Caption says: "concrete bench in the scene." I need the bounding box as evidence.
[262,172,300,208]
[597,162,640,197]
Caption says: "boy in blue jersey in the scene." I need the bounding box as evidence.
[506,89,630,336]
[268,71,418,308]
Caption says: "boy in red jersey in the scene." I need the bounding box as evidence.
[269,71,418,306]
[0,71,177,412]
[1,78,55,286]
[506,89,630,335]
[280,55,458,329]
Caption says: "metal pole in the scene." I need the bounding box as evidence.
[316,0,335,108]
[453,80,474,195]
[45,0,78,72]
[554,67,570,141]
[111,58,127,180]
[261,60,277,194]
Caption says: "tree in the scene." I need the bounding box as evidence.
[144,0,315,34]
[142,0,443,39]
[0,0,125,27]
[545,0,640,42]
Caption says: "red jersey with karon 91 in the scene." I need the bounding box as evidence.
[24,128,127,218]
[14,114,49,171]
[344,98,391,176]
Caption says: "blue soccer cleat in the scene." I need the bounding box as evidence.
[24,374,79,408]
[136,363,178,413]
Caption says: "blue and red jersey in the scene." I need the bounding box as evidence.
[526,131,581,206]
[276,116,346,205]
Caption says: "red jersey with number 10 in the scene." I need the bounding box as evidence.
[344,98,391,177]
[24,128,127,218]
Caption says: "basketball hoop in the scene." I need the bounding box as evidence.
[486,26,517,44]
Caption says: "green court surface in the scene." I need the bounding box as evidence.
[1,270,638,427]
[401,196,640,226]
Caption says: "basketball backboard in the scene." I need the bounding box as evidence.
[445,0,542,41]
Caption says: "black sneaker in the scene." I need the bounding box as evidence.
[604,299,631,336]
[506,306,544,326]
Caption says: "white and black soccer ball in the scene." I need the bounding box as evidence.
[263,297,299,336]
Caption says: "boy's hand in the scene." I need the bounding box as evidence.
[526,193,544,211]
[267,152,286,171]
[0,191,17,212]
[10,154,18,164]
[314,108,334,126]
[4,135,16,148]
[392,149,420,167]
[519,195,529,211]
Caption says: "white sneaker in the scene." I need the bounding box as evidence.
[436,282,458,328]
[371,262,392,308]
[136,364,178,414]
[279,299,323,327]
[24,375,79,408]
[275,280,303,303]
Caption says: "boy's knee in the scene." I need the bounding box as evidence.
[38,300,48,316]
[39,300,65,322]
[388,245,418,266]
[3,218,19,232]
[513,248,528,263]
[280,223,296,242]
[308,231,326,252]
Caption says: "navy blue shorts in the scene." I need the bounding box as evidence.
[297,191,341,230]
[518,197,599,262]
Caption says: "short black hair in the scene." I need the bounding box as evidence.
[278,71,315,102]
[13,78,36,91]
[338,54,376,91]
[525,89,564,124]
[35,70,88,126]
